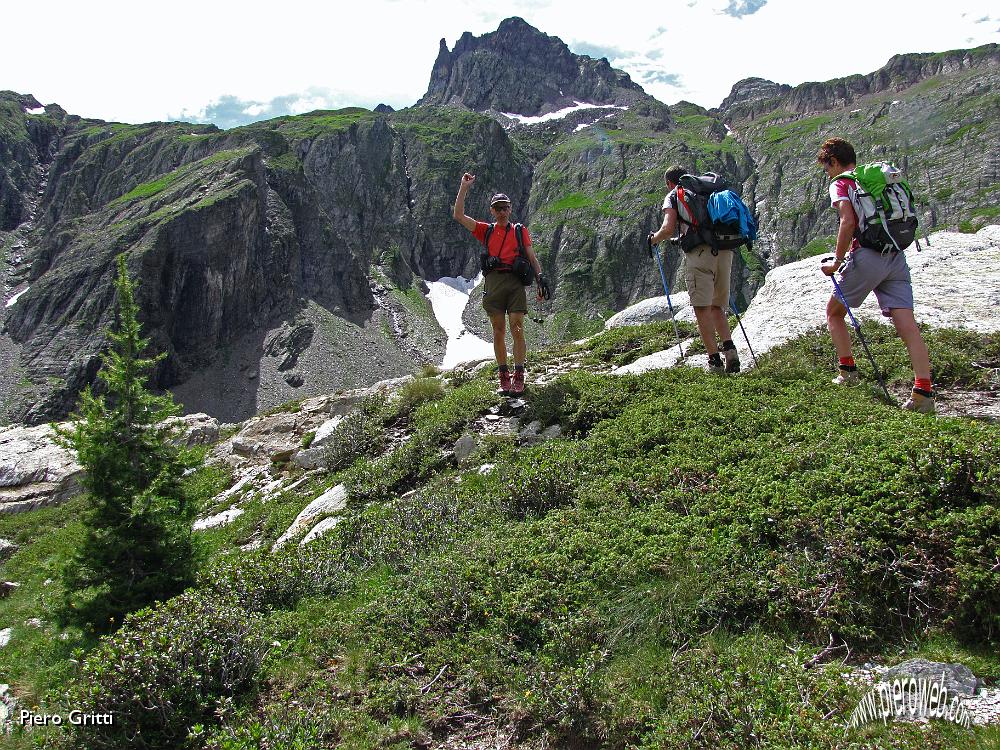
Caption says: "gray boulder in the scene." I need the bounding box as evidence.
[605,293,694,328]
[883,659,980,698]
[453,433,477,463]
[163,413,220,447]
[0,423,82,514]
[0,539,16,562]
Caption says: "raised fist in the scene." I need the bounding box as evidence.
[461,172,476,187]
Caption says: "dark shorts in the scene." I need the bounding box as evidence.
[482,270,528,315]
[834,247,914,316]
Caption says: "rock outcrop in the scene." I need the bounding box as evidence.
[0,423,81,513]
[419,17,652,117]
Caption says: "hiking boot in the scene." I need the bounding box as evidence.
[724,350,741,374]
[832,368,859,386]
[902,389,936,415]
[707,353,725,375]
[510,367,525,394]
[721,341,740,374]
[498,367,512,394]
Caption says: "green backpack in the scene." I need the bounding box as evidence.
[836,162,920,252]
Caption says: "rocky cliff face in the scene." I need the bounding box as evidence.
[1,27,998,425]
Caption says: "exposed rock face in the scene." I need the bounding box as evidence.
[0,423,81,513]
[715,45,1000,122]
[420,17,650,116]
[715,78,791,121]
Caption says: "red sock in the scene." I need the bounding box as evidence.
[839,357,856,368]
[914,378,932,393]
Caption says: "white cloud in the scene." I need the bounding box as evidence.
[1,0,997,126]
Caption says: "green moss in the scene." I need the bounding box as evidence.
[764,115,834,145]
[546,192,595,212]
[265,151,302,173]
[796,234,837,260]
[110,148,251,206]
[242,108,375,140]
[971,205,1000,219]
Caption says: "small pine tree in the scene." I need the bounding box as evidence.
[57,254,196,634]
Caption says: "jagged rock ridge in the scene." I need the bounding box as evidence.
[420,16,651,116]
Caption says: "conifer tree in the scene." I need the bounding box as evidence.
[57,254,196,633]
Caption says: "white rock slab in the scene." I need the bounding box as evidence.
[273,483,348,549]
[311,416,344,448]
[299,516,341,546]
[193,507,244,531]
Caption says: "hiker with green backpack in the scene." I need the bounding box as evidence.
[817,137,935,414]
[453,172,551,394]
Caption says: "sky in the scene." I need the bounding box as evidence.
[2,0,998,128]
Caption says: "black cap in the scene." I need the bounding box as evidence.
[490,193,511,207]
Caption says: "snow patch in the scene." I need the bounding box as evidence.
[25,106,45,115]
[4,286,29,308]
[573,112,622,132]
[426,275,495,368]
[502,101,628,125]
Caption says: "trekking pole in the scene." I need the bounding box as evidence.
[821,256,893,403]
[648,234,684,359]
[727,292,757,367]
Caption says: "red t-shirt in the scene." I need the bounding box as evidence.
[829,177,861,252]
[473,221,531,268]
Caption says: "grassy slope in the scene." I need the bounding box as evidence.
[2,324,998,749]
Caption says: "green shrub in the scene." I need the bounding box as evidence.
[70,592,267,750]
[395,375,446,416]
[583,321,698,367]
[322,394,393,471]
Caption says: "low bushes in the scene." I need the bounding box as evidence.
[69,592,268,750]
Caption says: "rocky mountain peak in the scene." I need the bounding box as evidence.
[712,78,791,122]
[419,16,649,116]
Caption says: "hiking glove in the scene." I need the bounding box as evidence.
[537,274,552,301]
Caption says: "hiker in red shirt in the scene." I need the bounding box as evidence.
[818,137,934,414]
[453,172,549,394]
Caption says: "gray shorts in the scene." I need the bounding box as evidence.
[834,247,913,316]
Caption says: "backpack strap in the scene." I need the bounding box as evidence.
[514,223,526,256]
[675,187,696,228]
[483,222,495,251]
